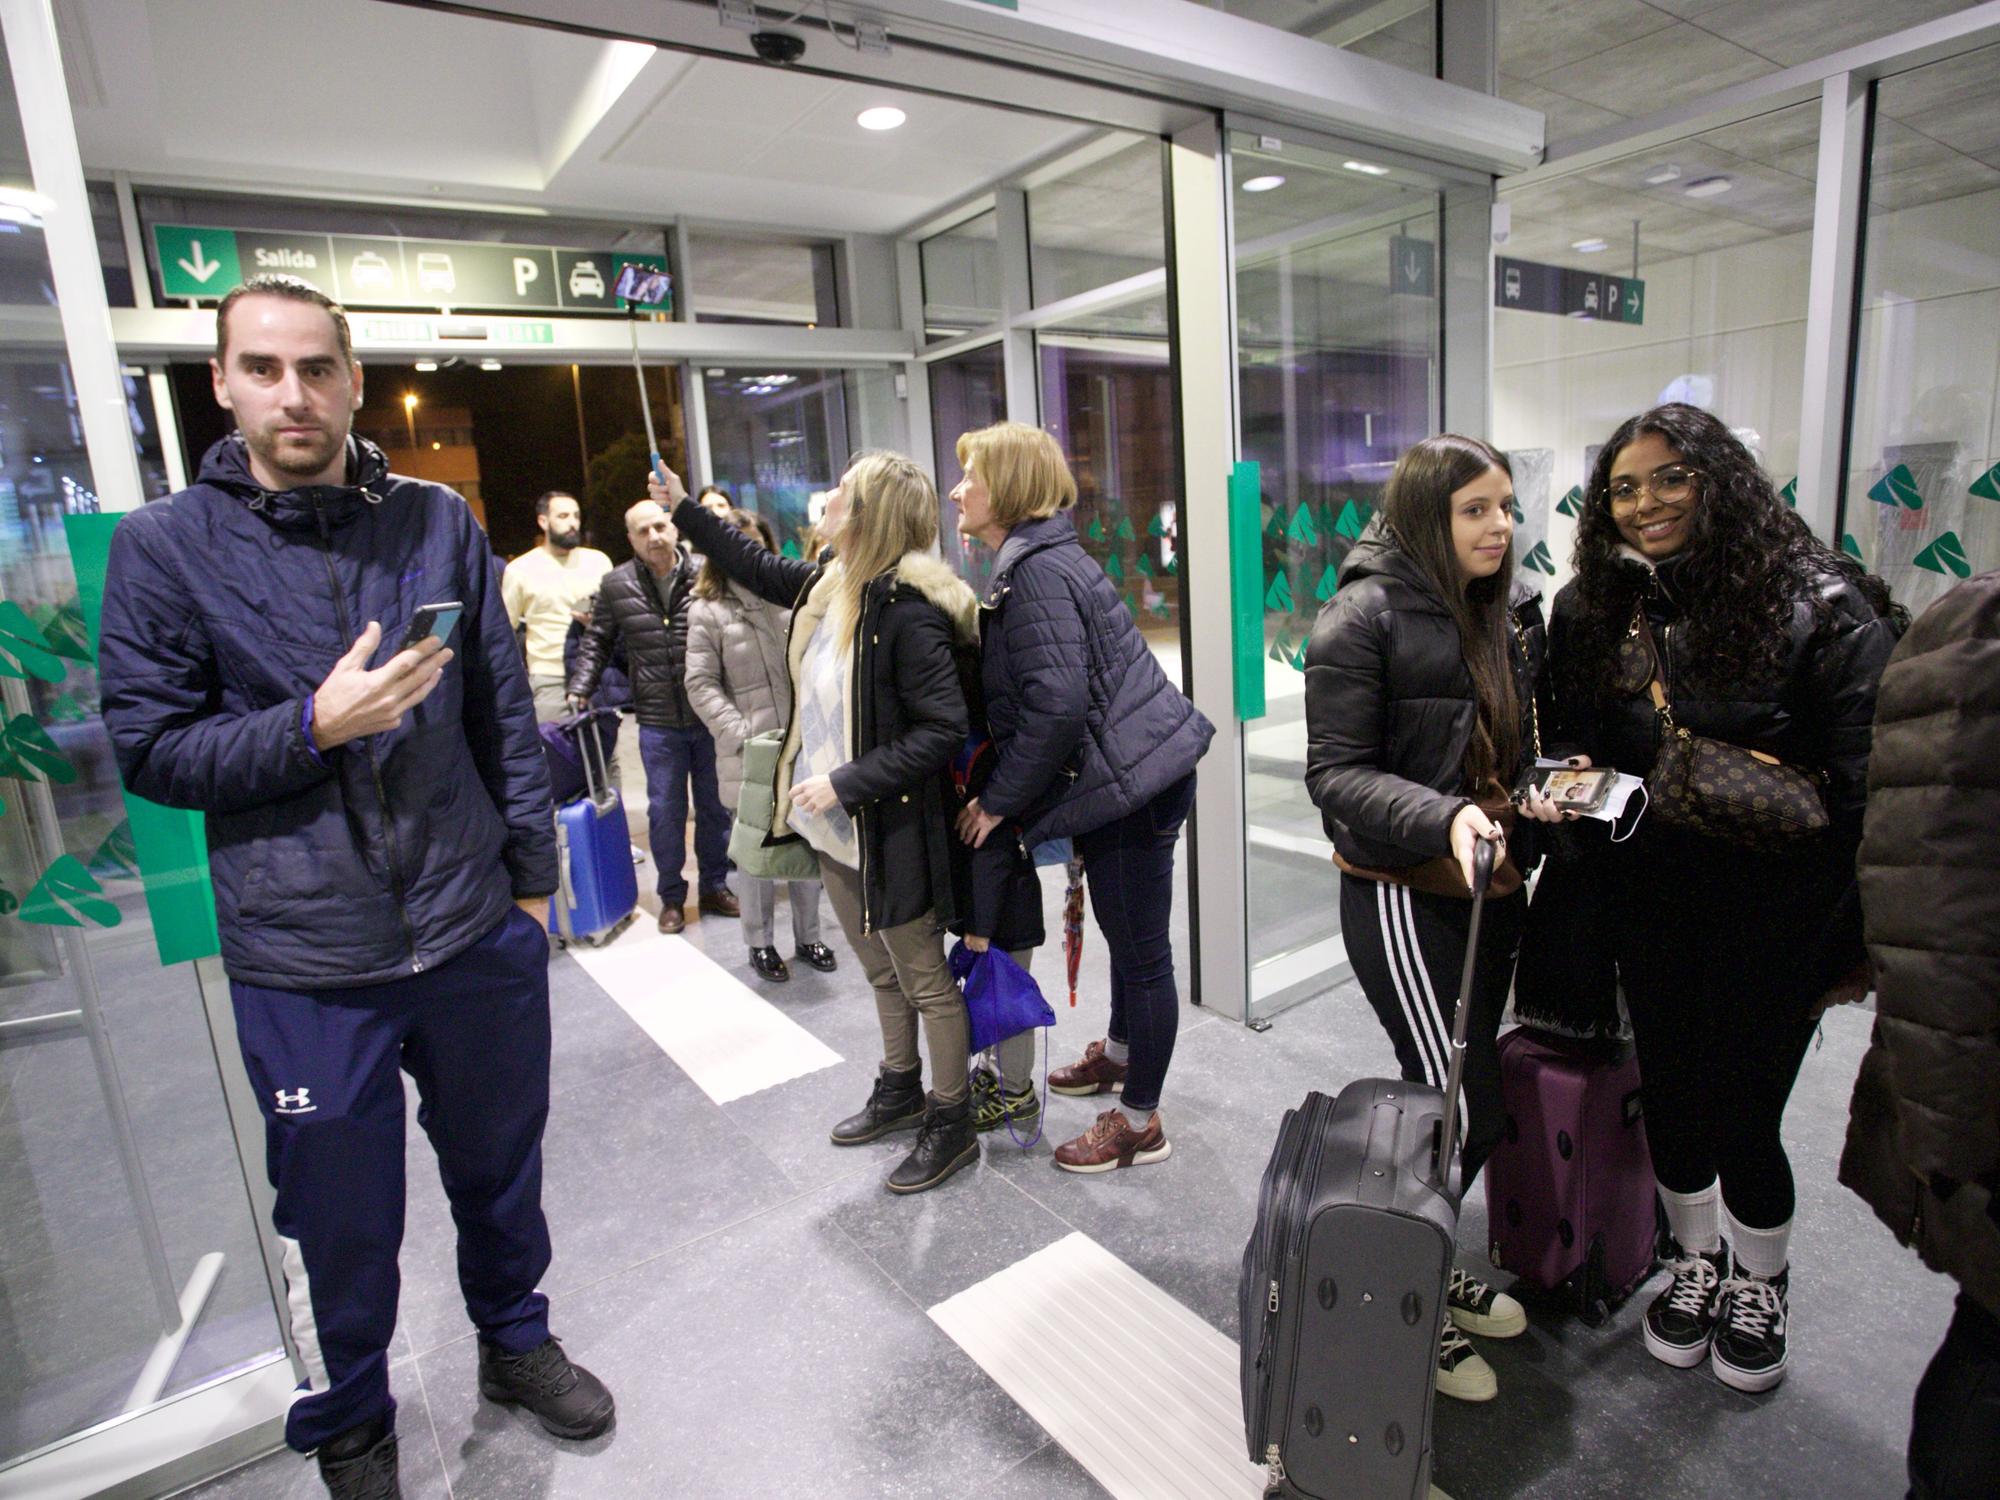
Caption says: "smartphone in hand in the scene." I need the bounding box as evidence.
[1513,764,1616,815]
[400,602,464,651]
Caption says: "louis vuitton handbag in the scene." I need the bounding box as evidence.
[1632,610,1828,849]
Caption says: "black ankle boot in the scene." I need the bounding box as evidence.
[316,1417,400,1499]
[829,1064,926,1145]
[886,1092,978,1194]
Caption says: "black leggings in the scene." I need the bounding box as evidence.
[1339,875,1526,1190]
[1609,827,1838,1229]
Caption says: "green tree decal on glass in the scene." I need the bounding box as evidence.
[1779,477,1799,508]
[1265,571,1294,611]
[1521,540,1556,575]
[1104,553,1124,581]
[1113,517,1135,541]
[1912,531,1971,578]
[1165,554,1179,575]
[1269,632,1295,665]
[1333,499,1370,541]
[1556,486,1585,518]
[1314,565,1340,602]
[0,601,69,682]
[1286,505,1318,546]
[1840,533,1864,561]
[780,538,802,560]
[1970,463,2000,503]
[90,818,141,881]
[1147,514,1168,538]
[18,854,122,929]
[0,712,78,785]
[1868,464,1924,510]
[1087,516,1105,542]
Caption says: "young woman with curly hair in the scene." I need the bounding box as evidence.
[1548,403,1904,1393]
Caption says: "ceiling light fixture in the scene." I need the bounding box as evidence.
[1643,164,1682,186]
[1571,237,1609,253]
[857,106,906,131]
[1343,159,1390,176]
[1684,175,1733,198]
[413,360,438,372]
[480,359,502,371]
[1241,174,1286,193]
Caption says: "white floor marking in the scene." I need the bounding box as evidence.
[567,919,841,1105]
[929,1232,1269,1500]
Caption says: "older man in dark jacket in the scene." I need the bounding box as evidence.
[1846,567,2000,1500]
[569,497,735,934]
[98,276,612,1499]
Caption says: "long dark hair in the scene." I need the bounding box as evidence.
[694,507,778,600]
[1382,434,1520,792]
[1564,404,1902,699]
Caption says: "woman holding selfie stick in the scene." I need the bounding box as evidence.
[1303,434,1574,1405]
[1550,404,1902,1393]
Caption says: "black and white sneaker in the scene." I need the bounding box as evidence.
[1642,1240,1727,1368]
[1434,1324,1498,1403]
[1447,1266,1527,1339]
[1710,1260,1788,1393]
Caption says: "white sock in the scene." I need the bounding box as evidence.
[1659,1181,1721,1255]
[1102,1037,1130,1064]
[1116,1101,1151,1131]
[1727,1210,1791,1280]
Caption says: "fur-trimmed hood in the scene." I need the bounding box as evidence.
[887,551,979,644]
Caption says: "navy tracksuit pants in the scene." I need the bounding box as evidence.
[231,906,555,1452]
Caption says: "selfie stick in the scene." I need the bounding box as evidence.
[628,311,659,459]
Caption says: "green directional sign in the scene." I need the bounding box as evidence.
[155,225,242,300]
[151,222,667,317]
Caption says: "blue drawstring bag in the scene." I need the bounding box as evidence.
[949,940,1056,1148]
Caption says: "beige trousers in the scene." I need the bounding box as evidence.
[818,855,970,1105]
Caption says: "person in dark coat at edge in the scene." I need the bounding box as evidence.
[95,277,612,1500]
[1844,567,2000,1499]
[1303,434,1576,1404]
[655,451,987,1196]
[950,422,1215,1175]
[567,496,738,934]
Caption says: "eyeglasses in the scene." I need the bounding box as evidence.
[1605,465,1699,511]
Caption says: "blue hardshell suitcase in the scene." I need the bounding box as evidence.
[549,709,637,946]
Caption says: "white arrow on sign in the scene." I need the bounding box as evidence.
[178,241,222,283]
[1404,251,1422,282]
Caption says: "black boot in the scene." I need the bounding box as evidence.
[316,1417,400,1500]
[477,1336,616,1439]
[829,1064,926,1145]
[886,1092,979,1194]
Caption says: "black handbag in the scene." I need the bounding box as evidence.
[1632,610,1828,850]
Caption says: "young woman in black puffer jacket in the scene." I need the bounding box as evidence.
[1304,433,1574,1407]
[1548,402,1903,1395]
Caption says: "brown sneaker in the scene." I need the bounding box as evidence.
[1048,1039,1127,1097]
[1052,1108,1171,1174]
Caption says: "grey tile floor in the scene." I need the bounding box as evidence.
[163,832,1955,1500]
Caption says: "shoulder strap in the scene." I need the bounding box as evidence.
[1630,605,1676,724]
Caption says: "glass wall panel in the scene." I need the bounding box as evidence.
[0,28,285,1466]
[1493,101,1820,597]
[704,366,854,558]
[920,210,1001,342]
[1230,132,1441,1005]
[1843,44,2000,616]
[1028,137,1165,307]
[685,231,840,326]
[1038,336,1183,646]
[928,342,1007,592]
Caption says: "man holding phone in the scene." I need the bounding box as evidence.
[98,275,613,1499]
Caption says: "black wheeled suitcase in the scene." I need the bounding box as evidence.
[1239,840,1496,1500]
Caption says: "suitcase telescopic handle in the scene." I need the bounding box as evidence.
[1435,835,1497,1186]
[572,709,616,809]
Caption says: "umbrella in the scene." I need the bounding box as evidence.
[1062,855,1087,1007]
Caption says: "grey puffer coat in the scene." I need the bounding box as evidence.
[684,580,793,809]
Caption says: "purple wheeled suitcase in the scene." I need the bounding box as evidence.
[1240,842,1497,1500]
[1484,1027,1660,1324]
[548,711,637,947]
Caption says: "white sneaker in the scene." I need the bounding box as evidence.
[1447,1267,1527,1339]
[1435,1325,1498,1402]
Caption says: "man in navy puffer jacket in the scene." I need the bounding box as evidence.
[98,277,612,1498]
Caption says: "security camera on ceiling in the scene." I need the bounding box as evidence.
[749,29,806,64]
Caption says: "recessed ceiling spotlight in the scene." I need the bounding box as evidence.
[857,105,906,131]
[1571,237,1609,253]
[1643,163,1682,186]
[1684,175,1733,198]
[1343,159,1391,176]
[1241,175,1286,193]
